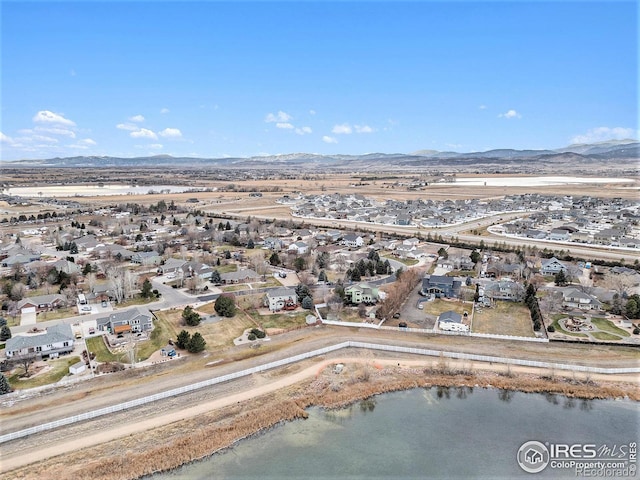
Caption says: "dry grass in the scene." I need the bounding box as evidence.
[423,299,470,317]
[472,301,535,337]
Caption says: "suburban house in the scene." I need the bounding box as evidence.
[220,269,261,284]
[74,234,99,252]
[17,294,67,313]
[5,324,74,359]
[549,228,571,241]
[438,310,469,332]
[158,258,186,275]
[96,307,154,334]
[87,284,115,303]
[562,288,602,311]
[421,275,461,298]
[483,280,524,301]
[287,241,309,255]
[50,259,82,275]
[181,261,214,280]
[342,234,364,249]
[344,283,379,304]
[540,257,567,276]
[132,251,162,266]
[264,288,298,311]
[263,237,284,251]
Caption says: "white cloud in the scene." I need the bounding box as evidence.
[0,132,14,144]
[276,122,294,130]
[322,135,338,144]
[130,128,158,140]
[159,128,183,138]
[116,123,138,131]
[149,144,163,150]
[79,138,97,146]
[570,127,637,145]
[354,124,373,133]
[32,135,58,143]
[498,109,521,119]
[35,126,76,138]
[332,123,353,134]
[33,110,76,126]
[160,108,170,114]
[479,105,487,110]
[265,111,292,123]
[309,109,316,116]
[295,126,312,135]
[129,114,145,123]
[70,69,76,77]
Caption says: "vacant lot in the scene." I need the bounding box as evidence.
[472,301,535,337]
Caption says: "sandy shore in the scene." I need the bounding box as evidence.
[2,355,638,480]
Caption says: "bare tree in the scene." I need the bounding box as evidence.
[603,273,636,298]
[11,353,37,377]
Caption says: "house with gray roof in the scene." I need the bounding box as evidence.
[96,307,154,334]
[18,294,67,313]
[421,275,461,298]
[562,288,602,311]
[220,269,260,284]
[5,324,74,359]
[264,288,298,311]
[540,257,567,275]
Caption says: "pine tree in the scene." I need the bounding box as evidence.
[0,325,11,341]
[176,330,191,349]
[187,332,207,353]
[0,374,11,395]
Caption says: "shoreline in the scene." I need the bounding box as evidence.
[3,357,638,480]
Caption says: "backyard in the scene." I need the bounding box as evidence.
[423,299,470,318]
[472,301,535,337]
[7,355,81,390]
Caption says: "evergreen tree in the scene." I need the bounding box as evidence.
[247,238,255,249]
[0,374,11,395]
[187,332,207,353]
[301,296,314,310]
[269,252,281,266]
[141,278,153,298]
[554,270,568,286]
[318,270,328,282]
[182,306,202,326]
[210,270,222,284]
[215,295,236,317]
[0,325,11,341]
[176,330,191,349]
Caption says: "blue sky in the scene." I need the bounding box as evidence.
[1,1,637,160]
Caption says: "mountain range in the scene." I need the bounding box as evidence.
[3,139,638,170]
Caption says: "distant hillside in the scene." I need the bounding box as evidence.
[2,140,637,171]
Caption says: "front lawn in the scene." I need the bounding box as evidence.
[35,307,76,322]
[115,296,156,309]
[472,301,535,337]
[8,356,81,390]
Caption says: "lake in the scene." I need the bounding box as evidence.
[155,388,638,480]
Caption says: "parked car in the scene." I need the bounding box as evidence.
[399,322,408,328]
[393,312,401,319]
[278,272,287,278]
[89,327,95,334]
[418,304,424,310]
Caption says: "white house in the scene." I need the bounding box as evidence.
[287,241,309,255]
[341,234,364,249]
[562,288,602,311]
[264,287,298,311]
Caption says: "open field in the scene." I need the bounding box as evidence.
[472,301,535,337]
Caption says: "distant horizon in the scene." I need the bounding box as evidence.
[3,137,638,163]
[1,1,637,161]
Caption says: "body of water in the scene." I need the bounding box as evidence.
[4,185,200,197]
[444,176,635,187]
[155,388,638,480]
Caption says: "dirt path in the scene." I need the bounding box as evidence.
[1,354,638,474]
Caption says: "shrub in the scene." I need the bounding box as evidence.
[250,328,266,339]
[247,333,256,341]
[633,327,640,335]
[547,325,555,333]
